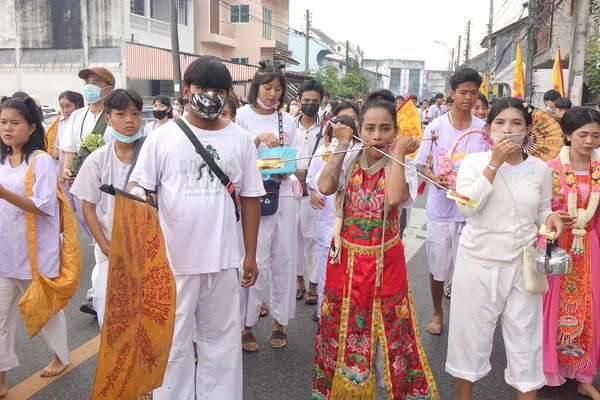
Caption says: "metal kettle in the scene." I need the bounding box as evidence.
[534,239,573,276]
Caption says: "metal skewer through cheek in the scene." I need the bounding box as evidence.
[351,135,449,193]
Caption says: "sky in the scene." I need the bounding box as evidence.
[288,0,528,71]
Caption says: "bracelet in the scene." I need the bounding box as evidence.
[486,165,499,172]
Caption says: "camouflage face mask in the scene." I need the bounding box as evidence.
[189,91,226,120]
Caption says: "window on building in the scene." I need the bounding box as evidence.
[178,0,188,25]
[150,0,169,23]
[262,7,272,40]
[390,68,402,95]
[230,5,250,23]
[232,57,250,64]
[408,69,420,95]
[130,0,144,16]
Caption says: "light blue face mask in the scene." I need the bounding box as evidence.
[83,84,105,104]
[109,127,143,143]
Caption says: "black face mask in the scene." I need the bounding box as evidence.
[153,109,168,120]
[301,103,320,118]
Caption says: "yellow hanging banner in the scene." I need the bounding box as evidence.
[91,188,176,399]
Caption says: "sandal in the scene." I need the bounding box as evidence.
[305,292,318,305]
[444,281,452,299]
[270,330,287,348]
[242,332,259,352]
[259,302,269,317]
[296,288,307,301]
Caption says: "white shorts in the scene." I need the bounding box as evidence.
[445,253,546,393]
[426,220,462,281]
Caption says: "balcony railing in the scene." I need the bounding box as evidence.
[130,13,170,36]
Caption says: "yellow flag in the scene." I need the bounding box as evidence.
[550,46,565,97]
[91,189,176,400]
[396,97,423,159]
[480,71,488,96]
[512,39,525,100]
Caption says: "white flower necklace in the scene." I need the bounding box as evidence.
[559,146,600,254]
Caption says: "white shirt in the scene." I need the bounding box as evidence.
[0,153,60,279]
[295,114,323,171]
[130,118,266,275]
[428,104,444,121]
[236,105,298,197]
[60,106,113,153]
[456,151,553,268]
[307,146,336,246]
[70,141,131,260]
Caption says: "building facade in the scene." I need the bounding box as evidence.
[362,59,424,98]
[0,0,293,106]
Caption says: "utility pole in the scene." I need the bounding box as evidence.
[451,48,455,73]
[346,40,350,73]
[170,0,182,97]
[305,9,310,73]
[525,0,536,102]
[465,21,471,65]
[568,0,591,105]
[456,35,462,69]
[487,0,494,80]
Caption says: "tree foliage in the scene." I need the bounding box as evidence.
[584,33,600,96]
[311,66,369,99]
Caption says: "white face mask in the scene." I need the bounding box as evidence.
[490,131,527,153]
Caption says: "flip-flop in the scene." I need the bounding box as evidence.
[270,330,287,348]
[305,292,318,305]
[259,302,269,317]
[296,288,307,301]
[242,332,259,352]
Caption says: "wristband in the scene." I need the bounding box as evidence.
[486,165,499,172]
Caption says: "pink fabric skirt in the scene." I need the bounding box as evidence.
[542,229,600,386]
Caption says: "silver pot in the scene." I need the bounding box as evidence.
[534,239,573,276]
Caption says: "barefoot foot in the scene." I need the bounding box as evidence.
[426,313,443,335]
[40,355,68,378]
[0,384,7,398]
[578,383,600,400]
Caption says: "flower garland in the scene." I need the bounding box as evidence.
[559,146,600,254]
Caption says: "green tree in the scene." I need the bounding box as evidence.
[337,72,369,99]
[584,33,600,97]
[312,66,339,97]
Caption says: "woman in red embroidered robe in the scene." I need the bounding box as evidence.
[543,107,600,399]
[312,90,438,399]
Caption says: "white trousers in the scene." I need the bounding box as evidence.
[240,197,297,327]
[0,278,70,371]
[426,219,463,281]
[446,254,546,393]
[91,246,109,328]
[296,197,318,284]
[154,269,242,400]
[316,243,329,319]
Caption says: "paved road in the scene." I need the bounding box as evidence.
[5,196,596,399]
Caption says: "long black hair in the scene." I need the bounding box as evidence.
[59,91,85,109]
[247,61,286,107]
[486,97,533,126]
[1,97,47,164]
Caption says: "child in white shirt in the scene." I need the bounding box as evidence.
[70,89,145,328]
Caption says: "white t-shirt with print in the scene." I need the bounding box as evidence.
[70,141,131,262]
[236,105,298,197]
[129,118,266,275]
[60,106,113,153]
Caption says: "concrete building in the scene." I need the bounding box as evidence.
[422,70,449,100]
[362,59,424,98]
[0,0,296,106]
